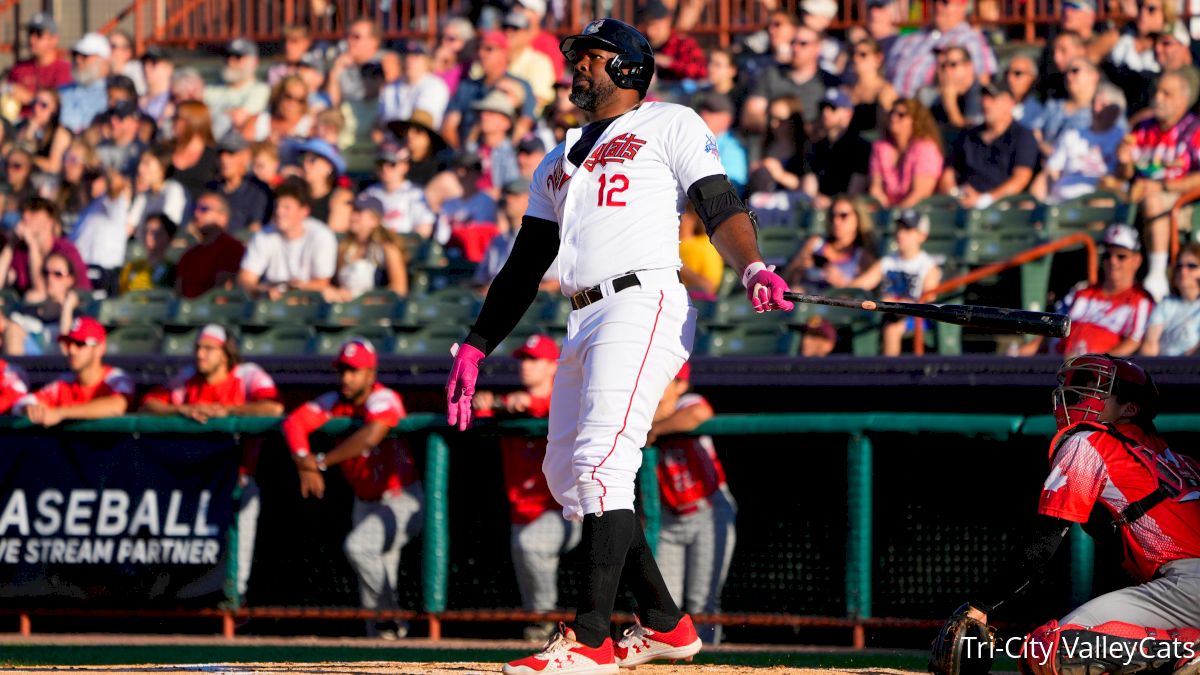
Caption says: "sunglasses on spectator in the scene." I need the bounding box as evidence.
[348,31,372,40]
[284,92,306,102]
[1008,69,1031,77]
[34,99,51,109]
[7,161,28,170]
[44,268,71,278]
[1139,3,1160,12]
[832,210,855,220]
[195,203,220,214]
[889,108,910,118]
[1176,261,1200,270]
[854,50,873,58]
[1067,66,1086,74]
[110,41,130,50]
[939,59,966,69]
[28,29,45,38]
[1103,250,1132,261]
[792,39,814,46]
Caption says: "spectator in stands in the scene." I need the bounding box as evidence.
[12,317,133,426]
[851,209,942,356]
[804,90,872,206]
[747,95,806,193]
[108,30,145,97]
[106,75,139,115]
[1032,57,1100,157]
[204,38,271,140]
[1139,242,1200,355]
[96,100,146,178]
[294,138,351,232]
[175,192,245,298]
[71,169,133,294]
[363,145,435,238]
[295,55,331,114]
[863,0,901,62]
[502,11,556,115]
[784,195,877,290]
[169,67,205,110]
[432,17,476,94]
[1039,31,1089,101]
[1108,0,1171,78]
[472,334,578,642]
[1153,21,1196,79]
[647,361,736,646]
[698,50,747,126]
[388,111,447,186]
[0,198,90,297]
[1005,55,1043,124]
[641,0,708,90]
[327,19,389,107]
[283,338,424,640]
[0,148,37,229]
[251,141,281,189]
[846,37,898,136]
[801,0,846,78]
[128,145,188,240]
[513,0,564,76]
[941,82,1038,209]
[922,46,984,139]
[141,323,283,606]
[744,25,839,133]
[252,76,314,145]
[118,212,175,294]
[437,152,497,234]
[516,136,546,181]
[1115,70,1200,301]
[324,194,408,302]
[7,13,71,118]
[887,0,998,98]
[474,178,558,295]
[60,33,113,134]
[801,316,838,356]
[268,24,316,86]
[311,108,347,149]
[869,98,944,208]
[168,101,219,197]
[239,179,336,298]
[56,139,104,229]
[678,205,724,300]
[14,89,71,176]
[1039,82,1127,203]
[379,41,451,131]
[0,359,29,413]
[443,31,537,148]
[208,132,272,235]
[737,9,798,90]
[696,93,749,195]
[468,91,521,199]
[140,48,173,125]
[1,251,84,355]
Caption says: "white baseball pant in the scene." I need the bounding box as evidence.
[657,485,738,644]
[511,510,583,612]
[344,482,425,611]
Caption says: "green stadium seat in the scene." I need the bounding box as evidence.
[705,296,793,325]
[910,194,963,235]
[391,324,463,356]
[1043,190,1135,240]
[170,288,249,325]
[322,290,403,326]
[312,326,395,355]
[96,289,175,326]
[519,292,571,327]
[246,291,327,326]
[699,324,799,356]
[401,287,480,326]
[104,324,163,355]
[961,194,1052,314]
[240,325,315,356]
[759,228,803,268]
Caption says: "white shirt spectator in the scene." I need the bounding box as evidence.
[71,194,131,270]
[1110,31,1160,74]
[362,182,436,235]
[378,73,451,129]
[127,179,188,238]
[1147,296,1200,355]
[240,217,338,286]
[204,80,272,139]
[1044,126,1125,203]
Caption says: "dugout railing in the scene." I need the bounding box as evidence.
[5,412,1199,645]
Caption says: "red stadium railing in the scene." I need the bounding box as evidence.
[1169,186,1200,268]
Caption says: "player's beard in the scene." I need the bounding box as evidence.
[570,76,618,112]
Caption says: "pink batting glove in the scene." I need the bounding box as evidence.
[743,262,795,313]
[446,342,485,431]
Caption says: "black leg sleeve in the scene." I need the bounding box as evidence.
[622,517,683,633]
[572,510,636,648]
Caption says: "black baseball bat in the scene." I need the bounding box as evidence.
[781,292,1071,338]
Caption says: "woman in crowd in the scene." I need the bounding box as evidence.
[1,251,85,356]
[324,196,408,302]
[168,100,219,197]
[845,37,897,137]
[1004,55,1044,125]
[1110,0,1170,75]
[14,89,71,176]
[433,17,476,93]
[387,111,447,187]
[128,145,188,239]
[748,95,806,193]
[868,98,943,208]
[0,148,37,229]
[55,138,106,229]
[252,75,314,144]
[299,139,353,232]
[118,212,176,294]
[1032,57,1099,157]
[783,195,877,291]
[1140,243,1200,356]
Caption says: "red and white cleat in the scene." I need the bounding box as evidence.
[614,614,703,668]
[503,623,619,675]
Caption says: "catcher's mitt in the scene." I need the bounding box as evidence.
[929,603,998,675]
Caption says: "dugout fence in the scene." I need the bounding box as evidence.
[3,413,1196,646]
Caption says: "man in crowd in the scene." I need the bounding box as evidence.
[801,316,838,356]
[283,338,424,639]
[502,10,556,114]
[941,82,1037,209]
[204,38,272,139]
[3,197,91,298]
[97,100,146,178]
[327,19,388,107]
[362,145,436,237]
[887,0,997,98]
[1039,30,1089,101]
[442,31,537,147]
[378,41,451,130]
[12,317,133,426]
[238,179,337,298]
[6,13,71,117]
[697,93,749,195]
[209,132,273,234]
[641,0,708,88]
[864,0,901,62]
[176,192,247,298]
[738,9,798,89]
[923,46,984,139]
[743,24,840,132]
[268,24,317,86]
[511,0,564,77]
[803,89,871,206]
[60,33,113,134]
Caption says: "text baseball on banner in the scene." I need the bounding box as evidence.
[0,432,240,604]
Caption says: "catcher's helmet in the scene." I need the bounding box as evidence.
[559,19,655,96]
[1053,354,1159,429]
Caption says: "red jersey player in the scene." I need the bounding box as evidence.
[475,335,581,642]
[0,359,30,415]
[939,354,1200,675]
[12,317,133,425]
[141,323,284,605]
[282,338,424,639]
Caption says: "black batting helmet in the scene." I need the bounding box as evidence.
[559,18,655,96]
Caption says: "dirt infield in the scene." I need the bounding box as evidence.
[3,664,923,674]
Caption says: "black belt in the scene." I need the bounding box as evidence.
[570,272,642,310]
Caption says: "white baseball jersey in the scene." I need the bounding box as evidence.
[526,101,727,296]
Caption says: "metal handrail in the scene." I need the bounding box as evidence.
[911,231,1099,356]
[1169,186,1200,268]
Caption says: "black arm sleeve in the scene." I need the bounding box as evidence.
[463,216,560,356]
[686,174,755,238]
[978,514,1073,612]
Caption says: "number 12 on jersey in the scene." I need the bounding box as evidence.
[597,173,629,207]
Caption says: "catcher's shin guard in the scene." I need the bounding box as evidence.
[1020,620,1200,675]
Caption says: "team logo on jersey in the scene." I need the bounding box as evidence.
[582,133,648,172]
[546,156,570,192]
[704,134,720,160]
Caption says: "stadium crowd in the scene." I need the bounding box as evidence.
[0,0,1198,360]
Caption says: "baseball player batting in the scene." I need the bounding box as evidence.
[445,18,793,674]
[930,354,1200,675]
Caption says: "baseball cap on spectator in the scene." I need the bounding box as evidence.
[109,99,140,119]
[27,12,58,34]
[224,37,259,58]
[479,30,509,49]
[1103,224,1141,252]
[820,88,853,110]
[472,89,517,119]
[142,45,168,62]
[517,136,545,154]
[378,144,411,163]
[1063,0,1096,11]
[697,92,736,115]
[640,0,672,20]
[59,317,106,346]
[108,75,138,98]
[217,130,249,153]
[502,177,532,195]
[1158,20,1191,46]
[334,338,378,370]
[675,361,691,382]
[296,138,347,175]
[74,33,112,59]
[865,0,894,8]
[803,316,837,342]
[513,334,559,360]
[895,208,931,234]
[453,152,484,172]
[353,194,385,216]
[503,10,532,30]
[802,0,839,19]
[981,80,1014,98]
[515,0,547,18]
[197,324,229,347]
[401,40,432,56]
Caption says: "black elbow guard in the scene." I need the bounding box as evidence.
[686,175,756,237]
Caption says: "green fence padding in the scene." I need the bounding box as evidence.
[846,434,872,618]
[423,433,450,614]
[639,446,661,555]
